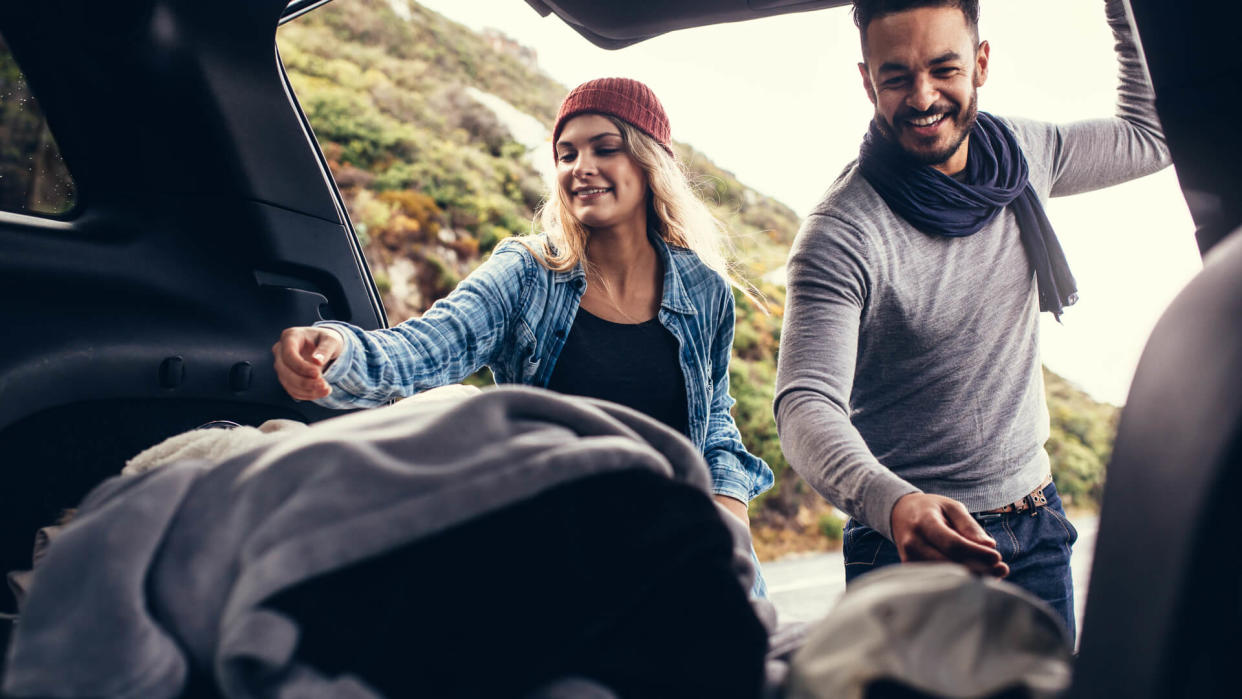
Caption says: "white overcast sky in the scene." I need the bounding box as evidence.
[408,0,1201,405]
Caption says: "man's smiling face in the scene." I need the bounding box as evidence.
[859,5,989,175]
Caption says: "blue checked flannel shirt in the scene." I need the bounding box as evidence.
[314,234,774,503]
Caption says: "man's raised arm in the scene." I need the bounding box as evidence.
[1038,0,1171,196]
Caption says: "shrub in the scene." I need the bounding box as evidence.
[378,190,444,238]
[422,252,460,299]
[732,320,762,361]
[818,513,844,542]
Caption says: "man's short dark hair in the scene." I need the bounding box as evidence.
[852,0,981,55]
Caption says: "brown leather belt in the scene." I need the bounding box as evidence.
[977,474,1054,514]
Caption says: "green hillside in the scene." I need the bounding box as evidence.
[1044,368,1116,506]
[276,0,1115,559]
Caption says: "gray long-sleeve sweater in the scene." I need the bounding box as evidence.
[774,0,1171,542]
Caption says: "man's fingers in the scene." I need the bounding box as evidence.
[892,493,1008,577]
[930,526,1002,563]
[907,526,1008,578]
[958,553,1010,578]
[901,539,951,563]
[903,535,1008,578]
[912,521,999,562]
[925,500,999,558]
[943,504,996,546]
[919,512,1002,564]
[959,556,1008,578]
[891,494,1010,579]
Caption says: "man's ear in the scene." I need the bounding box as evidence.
[859,62,877,105]
[974,39,990,87]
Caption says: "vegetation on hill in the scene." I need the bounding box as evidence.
[1044,368,1116,507]
[0,34,75,216]
[276,0,1117,560]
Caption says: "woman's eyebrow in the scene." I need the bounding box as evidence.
[557,132,622,149]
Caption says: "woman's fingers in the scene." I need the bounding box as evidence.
[307,327,344,367]
[273,327,342,399]
[275,328,323,377]
[273,355,330,400]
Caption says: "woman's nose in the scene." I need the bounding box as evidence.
[573,153,597,177]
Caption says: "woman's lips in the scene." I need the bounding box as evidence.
[575,187,611,201]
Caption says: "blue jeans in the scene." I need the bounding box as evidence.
[750,546,768,598]
[842,482,1079,639]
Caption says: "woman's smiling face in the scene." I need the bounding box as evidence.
[555,113,649,234]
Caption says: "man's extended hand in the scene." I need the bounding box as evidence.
[890,493,1009,578]
[272,326,345,401]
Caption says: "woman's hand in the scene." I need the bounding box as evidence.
[713,494,750,529]
[272,326,345,400]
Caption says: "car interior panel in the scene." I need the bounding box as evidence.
[1070,224,1242,699]
[521,0,848,49]
[1126,0,1242,255]
[0,0,384,614]
[1068,1,1242,696]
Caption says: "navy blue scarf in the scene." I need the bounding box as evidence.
[858,112,1078,319]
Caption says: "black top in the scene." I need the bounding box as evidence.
[546,308,690,437]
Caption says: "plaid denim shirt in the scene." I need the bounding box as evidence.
[315,235,774,502]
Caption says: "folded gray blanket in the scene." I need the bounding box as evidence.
[4,386,770,698]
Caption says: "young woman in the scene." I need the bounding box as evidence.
[272,77,774,592]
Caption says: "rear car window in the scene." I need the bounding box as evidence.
[0,30,76,218]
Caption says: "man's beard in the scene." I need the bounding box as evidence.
[875,88,979,167]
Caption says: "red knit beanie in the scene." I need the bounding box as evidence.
[552,77,673,156]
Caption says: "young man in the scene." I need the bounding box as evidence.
[774,0,1169,638]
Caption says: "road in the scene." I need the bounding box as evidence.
[764,513,1100,642]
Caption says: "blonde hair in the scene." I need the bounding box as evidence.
[520,116,756,303]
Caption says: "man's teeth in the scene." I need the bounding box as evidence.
[909,114,945,127]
